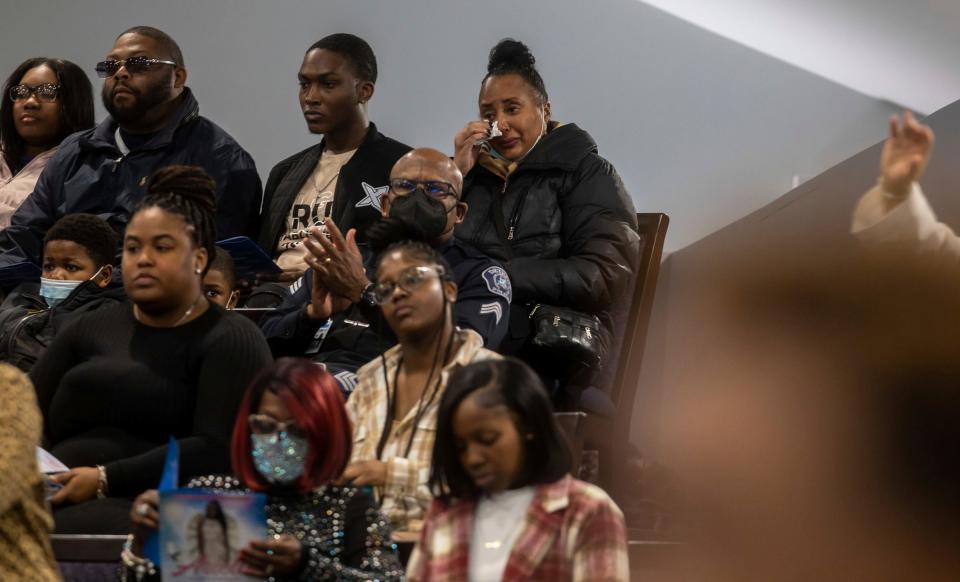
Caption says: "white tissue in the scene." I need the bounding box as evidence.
[478,120,502,144]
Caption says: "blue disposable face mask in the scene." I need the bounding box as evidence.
[250,432,309,485]
[39,266,106,307]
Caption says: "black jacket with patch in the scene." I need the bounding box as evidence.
[257,123,411,253]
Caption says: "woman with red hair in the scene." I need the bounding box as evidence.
[120,358,403,581]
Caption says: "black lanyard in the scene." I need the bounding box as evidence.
[374,332,457,461]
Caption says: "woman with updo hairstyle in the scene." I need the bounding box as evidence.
[453,39,640,408]
[30,165,273,534]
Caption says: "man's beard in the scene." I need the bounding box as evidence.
[102,78,174,126]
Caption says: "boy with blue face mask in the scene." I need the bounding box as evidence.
[38,214,116,305]
[0,214,125,372]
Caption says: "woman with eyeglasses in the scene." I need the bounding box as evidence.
[30,165,273,535]
[453,39,639,409]
[340,240,501,532]
[122,358,404,581]
[0,58,94,227]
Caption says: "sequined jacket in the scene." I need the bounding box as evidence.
[125,474,404,582]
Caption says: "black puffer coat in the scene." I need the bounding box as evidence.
[457,123,640,358]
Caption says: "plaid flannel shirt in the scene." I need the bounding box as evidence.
[406,475,629,582]
[347,329,500,530]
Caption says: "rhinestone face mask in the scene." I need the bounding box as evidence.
[250,432,309,484]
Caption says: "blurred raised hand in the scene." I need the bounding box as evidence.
[880,111,935,198]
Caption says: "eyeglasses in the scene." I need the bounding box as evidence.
[373,265,446,305]
[248,414,306,438]
[9,83,60,103]
[389,178,459,199]
[95,57,178,78]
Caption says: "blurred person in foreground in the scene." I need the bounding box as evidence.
[0,364,59,581]
[661,250,960,582]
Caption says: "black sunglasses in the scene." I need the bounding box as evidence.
[95,56,178,78]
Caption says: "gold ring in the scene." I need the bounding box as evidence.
[324,257,332,264]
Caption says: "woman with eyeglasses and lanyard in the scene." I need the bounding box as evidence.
[122,358,403,581]
[30,165,273,535]
[0,58,94,227]
[340,240,501,533]
[453,39,640,409]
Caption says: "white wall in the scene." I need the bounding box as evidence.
[638,0,960,114]
[0,0,898,253]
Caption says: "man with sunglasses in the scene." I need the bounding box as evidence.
[260,148,510,395]
[0,26,261,273]
[254,34,411,287]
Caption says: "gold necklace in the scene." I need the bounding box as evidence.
[134,294,204,327]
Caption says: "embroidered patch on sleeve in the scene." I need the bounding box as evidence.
[332,370,358,394]
[289,276,305,295]
[480,302,503,325]
[481,266,512,303]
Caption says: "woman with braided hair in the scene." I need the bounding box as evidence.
[30,165,273,534]
[341,240,500,532]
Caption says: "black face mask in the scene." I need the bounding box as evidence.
[388,188,453,240]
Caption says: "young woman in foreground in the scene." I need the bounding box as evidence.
[407,358,628,581]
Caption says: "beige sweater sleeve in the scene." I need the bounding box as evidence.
[0,365,43,514]
[0,363,59,581]
[851,181,960,260]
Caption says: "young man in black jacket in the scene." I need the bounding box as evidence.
[257,34,411,283]
[0,26,262,271]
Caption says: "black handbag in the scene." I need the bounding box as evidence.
[528,304,603,369]
[489,186,604,370]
